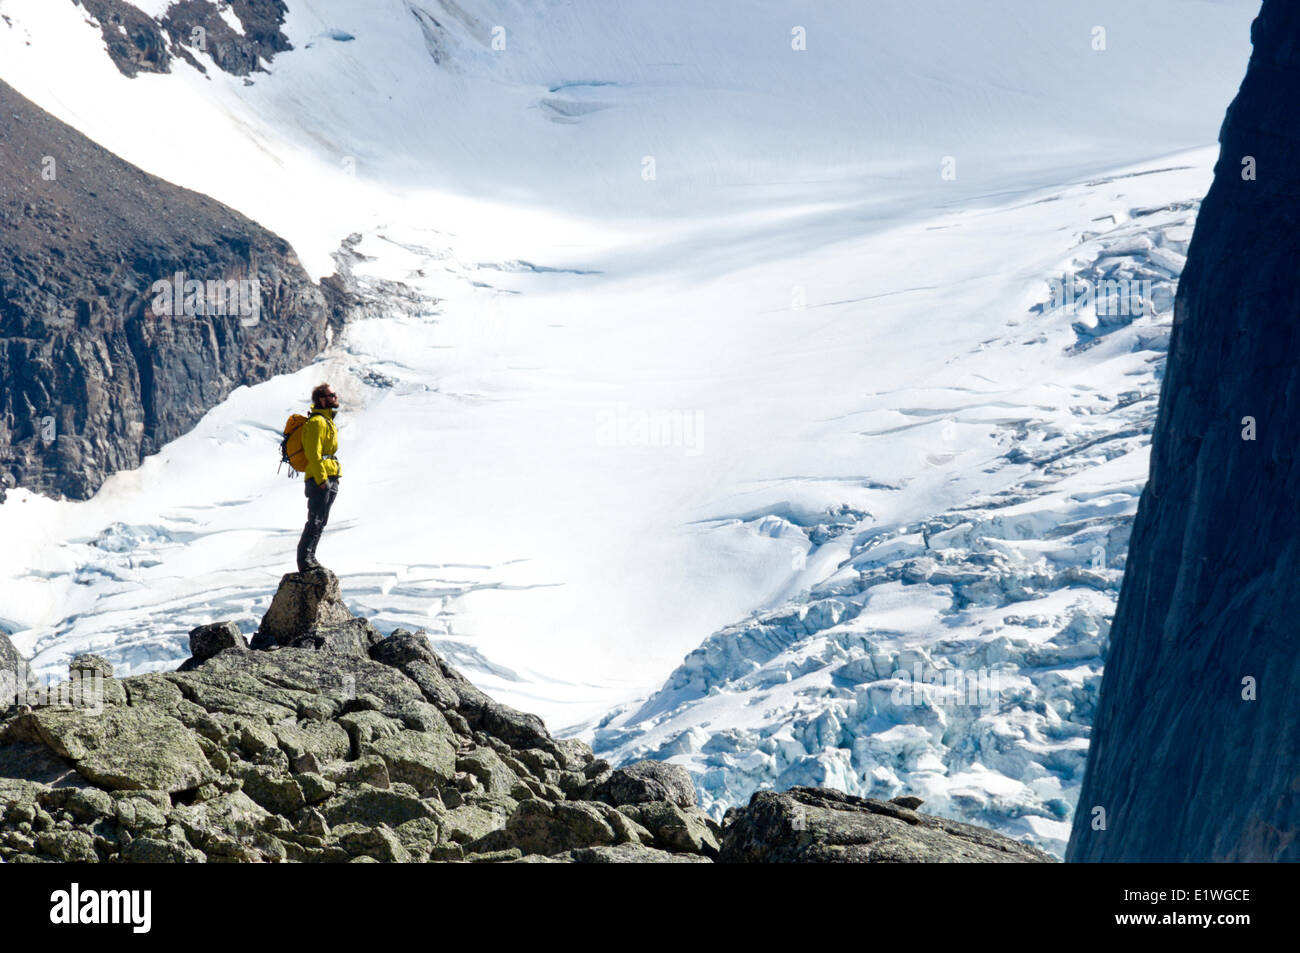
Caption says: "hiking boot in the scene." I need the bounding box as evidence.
[297,534,323,572]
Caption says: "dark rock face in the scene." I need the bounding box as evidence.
[1068,0,1300,862]
[719,788,1055,863]
[0,572,1050,862]
[73,0,171,77]
[74,0,292,78]
[0,79,347,500]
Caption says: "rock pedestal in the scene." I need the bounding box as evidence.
[257,569,356,648]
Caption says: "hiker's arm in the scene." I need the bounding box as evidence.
[302,416,327,486]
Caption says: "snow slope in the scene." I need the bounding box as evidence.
[0,1,1259,851]
[0,1,1258,274]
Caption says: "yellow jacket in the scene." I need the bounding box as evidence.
[301,407,341,486]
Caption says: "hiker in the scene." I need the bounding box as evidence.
[295,383,342,572]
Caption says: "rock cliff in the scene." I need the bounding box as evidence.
[1068,0,1300,861]
[0,77,347,501]
[73,0,292,78]
[0,572,1053,863]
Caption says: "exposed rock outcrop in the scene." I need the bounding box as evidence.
[0,571,1050,863]
[254,569,361,650]
[1068,0,1300,862]
[720,788,1054,863]
[0,632,26,693]
[596,760,697,809]
[0,78,348,500]
[74,0,292,79]
[186,622,247,666]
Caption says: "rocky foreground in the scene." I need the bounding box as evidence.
[0,571,1052,864]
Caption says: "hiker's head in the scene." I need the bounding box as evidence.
[312,383,340,410]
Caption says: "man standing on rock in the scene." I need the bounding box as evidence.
[297,383,342,572]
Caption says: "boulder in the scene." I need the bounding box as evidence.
[179,646,425,719]
[391,648,559,756]
[369,628,438,668]
[44,786,114,822]
[319,783,438,828]
[543,843,712,864]
[290,618,385,657]
[322,755,390,790]
[617,801,721,857]
[0,741,88,788]
[456,747,532,800]
[363,729,457,794]
[188,622,248,663]
[295,772,337,806]
[399,660,463,710]
[719,787,1056,863]
[336,824,410,863]
[392,816,441,856]
[498,799,614,855]
[257,569,355,647]
[598,760,696,808]
[271,720,351,772]
[230,764,306,816]
[495,798,651,856]
[0,631,25,682]
[112,792,170,831]
[172,790,270,843]
[68,654,114,680]
[552,738,596,772]
[5,707,216,794]
[121,836,205,863]
[338,710,402,747]
[0,632,33,706]
[36,829,98,862]
[440,804,505,844]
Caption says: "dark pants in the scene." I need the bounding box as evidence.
[297,476,338,571]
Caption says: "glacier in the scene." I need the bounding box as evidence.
[588,183,1198,858]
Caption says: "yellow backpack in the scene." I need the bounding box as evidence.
[278,411,322,477]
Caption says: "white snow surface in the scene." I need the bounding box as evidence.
[0,1,1260,854]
